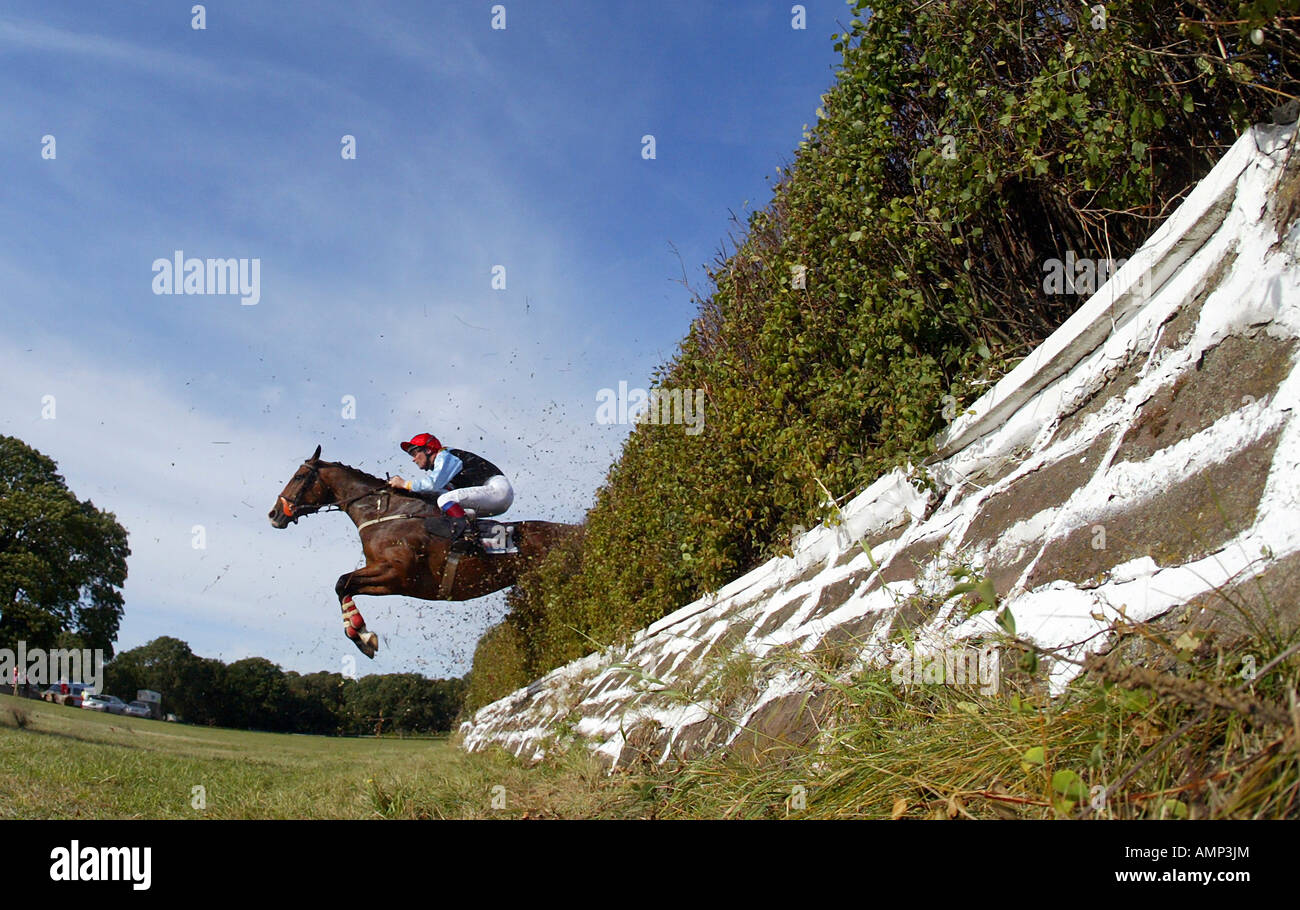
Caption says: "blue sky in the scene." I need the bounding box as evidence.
[0,1,851,679]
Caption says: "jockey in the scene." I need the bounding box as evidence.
[387,433,514,554]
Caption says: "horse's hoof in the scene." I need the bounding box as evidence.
[348,629,378,658]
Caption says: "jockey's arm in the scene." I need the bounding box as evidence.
[409,449,463,493]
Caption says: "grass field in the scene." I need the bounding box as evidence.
[0,693,644,819]
[0,694,462,819]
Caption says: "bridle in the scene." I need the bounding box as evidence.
[277,460,323,523]
[277,461,401,523]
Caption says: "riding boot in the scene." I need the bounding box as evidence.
[449,516,483,555]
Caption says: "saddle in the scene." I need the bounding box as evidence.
[420,510,455,539]
[418,506,518,555]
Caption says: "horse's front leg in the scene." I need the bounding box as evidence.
[335,564,401,658]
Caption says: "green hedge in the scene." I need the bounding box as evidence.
[462,618,534,715]
[469,0,1299,704]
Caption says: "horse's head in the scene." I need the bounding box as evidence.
[268,445,334,528]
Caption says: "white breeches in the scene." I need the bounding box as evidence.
[436,475,514,518]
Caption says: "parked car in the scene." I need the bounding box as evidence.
[82,694,127,714]
[123,701,152,719]
[41,684,88,707]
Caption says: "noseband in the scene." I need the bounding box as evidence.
[278,461,389,522]
[278,460,322,522]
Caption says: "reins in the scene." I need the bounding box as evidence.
[279,461,441,529]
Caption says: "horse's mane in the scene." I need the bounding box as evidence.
[316,460,429,503]
[317,460,388,487]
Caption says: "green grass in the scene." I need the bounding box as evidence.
[0,695,456,819]
[0,694,651,819]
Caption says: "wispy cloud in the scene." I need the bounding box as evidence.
[0,15,343,98]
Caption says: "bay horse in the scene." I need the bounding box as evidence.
[268,446,572,658]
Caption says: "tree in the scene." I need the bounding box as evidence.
[224,657,292,731]
[342,673,467,734]
[0,436,129,656]
[104,636,218,723]
[285,670,349,734]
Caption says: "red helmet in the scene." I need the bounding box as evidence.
[400,433,441,453]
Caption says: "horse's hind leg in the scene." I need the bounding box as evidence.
[335,566,393,659]
[340,597,379,658]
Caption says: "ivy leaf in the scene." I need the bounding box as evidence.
[996,608,1016,635]
[1018,649,1039,674]
[1010,695,1036,715]
[1052,769,1087,800]
[1157,798,1188,820]
[1052,796,1076,814]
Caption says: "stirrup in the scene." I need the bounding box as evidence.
[450,530,483,555]
[448,517,482,555]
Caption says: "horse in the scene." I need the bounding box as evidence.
[268,445,573,658]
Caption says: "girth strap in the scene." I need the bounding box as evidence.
[357,513,425,533]
[439,553,460,599]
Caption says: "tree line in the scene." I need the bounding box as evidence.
[105,636,466,735]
